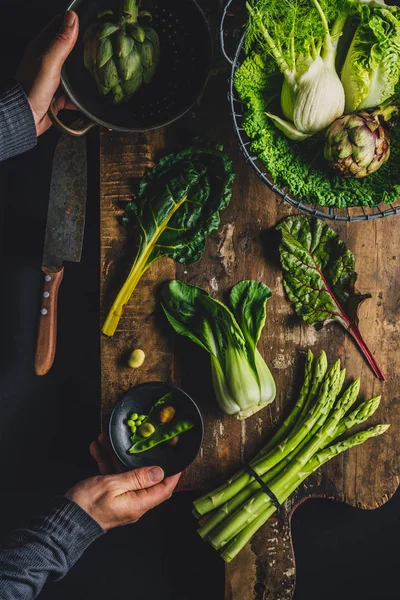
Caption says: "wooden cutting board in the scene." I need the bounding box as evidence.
[100,5,400,598]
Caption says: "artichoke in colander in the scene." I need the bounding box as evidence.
[83,0,160,104]
[324,103,398,179]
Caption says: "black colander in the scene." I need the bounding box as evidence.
[54,0,212,134]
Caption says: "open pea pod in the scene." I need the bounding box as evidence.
[128,392,172,446]
[129,419,194,454]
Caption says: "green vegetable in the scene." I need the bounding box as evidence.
[127,420,135,427]
[102,143,235,336]
[341,4,400,112]
[83,0,160,104]
[130,424,137,433]
[161,280,276,420]
[193,352,390,561]
[220,424,388,562]
[127,392,194,453]
[234,13,400,207]
[130,420,194,453]
[277,216,386,380]
[138,422,155,437]
[130,413,138,421]
[324,102,397,178]
[128,349,145,368]
[245,0,351,139]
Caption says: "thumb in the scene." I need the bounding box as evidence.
[115,466,165,492]
[42,11,79,79]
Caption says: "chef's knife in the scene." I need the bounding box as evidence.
[34,133,87,376]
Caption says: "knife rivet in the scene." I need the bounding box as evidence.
[45,275,51,282]
[41,308,48,316]
[43,291,50,299]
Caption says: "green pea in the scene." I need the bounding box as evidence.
[138,414,147,421]
[130,425,137,434]
[127,420,135,427]
[135,419,143,426]
[130,413,138,421]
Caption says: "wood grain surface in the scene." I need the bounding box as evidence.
[100,3,400,598]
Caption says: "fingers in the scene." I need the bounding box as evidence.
[41,11,79,80]
[116,466,166,492]
[90,440,114,475]
[51,94,77,114]
[98,433,125,473]
[127,472,181,514]
[90,433,125,475]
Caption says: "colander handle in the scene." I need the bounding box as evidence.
[220,0,235,65]
[48,96,97,137]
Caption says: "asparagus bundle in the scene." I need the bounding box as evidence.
[193,350,389,562]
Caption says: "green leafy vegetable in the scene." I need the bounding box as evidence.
[245,0,350,139]
[161,280,276,420]
[193,351,389,561]
[235,49,400,207]
[341,5,400,112]
[102,144,235,336]
[235,0,400,207]
[277,215,386,380]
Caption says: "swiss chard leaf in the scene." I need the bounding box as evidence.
[277,216,385,380]
[102,143,235,336]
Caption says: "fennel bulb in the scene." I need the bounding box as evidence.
[245,0,350,140]
[161,280,276,420]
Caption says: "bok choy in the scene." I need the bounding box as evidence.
[161,280,276,420]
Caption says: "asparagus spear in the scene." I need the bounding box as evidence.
[220,424,390,562]
[209,378,360,548]
[259,350,315,454]
[194,360,340,516]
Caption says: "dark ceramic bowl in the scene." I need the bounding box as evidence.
[109,381,204,477]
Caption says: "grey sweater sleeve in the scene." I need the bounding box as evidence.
[0,497,105,600]
[0,81,37,162]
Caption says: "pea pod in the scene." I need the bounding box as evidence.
[129,419,194,454]
[128,392,172,447]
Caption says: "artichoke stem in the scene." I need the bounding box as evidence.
[120,0,139,22]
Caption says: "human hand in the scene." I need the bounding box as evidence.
[65,433,181,531]
[16,11,79,136]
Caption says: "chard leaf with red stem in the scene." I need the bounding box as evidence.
[277,216,386,381]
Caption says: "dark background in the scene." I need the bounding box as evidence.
[0,1,398,599]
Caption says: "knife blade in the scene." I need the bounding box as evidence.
[34,133,87,376]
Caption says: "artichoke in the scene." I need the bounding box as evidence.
[324,103,398,179]
[83,0,160,104]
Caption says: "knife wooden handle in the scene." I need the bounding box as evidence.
[34,266,64,376]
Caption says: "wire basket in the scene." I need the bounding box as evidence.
[220,1,400,222]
